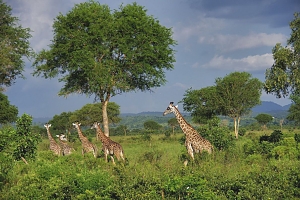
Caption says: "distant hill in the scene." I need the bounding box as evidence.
[252,101,290,112]
[251,101,291,118]
[33,101,292,124]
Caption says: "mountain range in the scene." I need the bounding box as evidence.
[33,101,292,124]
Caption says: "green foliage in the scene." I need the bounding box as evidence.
[32,1,176,136]
[287,95,300,124]
[1,128,300,199]
[13,114,40,161]
[181,72,263,138]
[255,113,274,128]
[238,128,247,136]
[163,175,217,199]
[69,102,121,126]
[143,120,162,131]
[181,87,219,123]
[264,12,300,98]
[0,0,33,91]
[198,118,235,151]
[0,93,18,124]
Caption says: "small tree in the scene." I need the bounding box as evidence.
[0,93,18,124]
[13,114,40,164]
[255,113,274,130]
[168,118,178,135]
[144,120,162,132]
[182,72,263,138]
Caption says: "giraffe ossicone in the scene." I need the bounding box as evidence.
[163,102,214,165]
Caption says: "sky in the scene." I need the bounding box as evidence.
[4,0,300,118]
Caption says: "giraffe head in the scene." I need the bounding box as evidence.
[91,122,100,129]
[163,102,178,116]
[72,122,81,129]
[44,123,52,129]
[56,134,67,141]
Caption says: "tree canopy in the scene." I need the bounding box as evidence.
[255,113,274,130]
[32,1,177,136]
[0,0,33,91]
[0,93,18,124]
[265,12,300,98]
[182,72,263,138]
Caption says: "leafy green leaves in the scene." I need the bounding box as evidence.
[0,1,33,91]
[264,12,300,98]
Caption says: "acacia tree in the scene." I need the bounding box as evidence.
[255,113,274,130]
[0,0,33,91]
[265,13,300,98]
[182,72,263,138]
[32,1,176,136]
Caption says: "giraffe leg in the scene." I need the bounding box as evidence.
[104,149,108,162]
[110,156,115,165]
[187,144,194,160]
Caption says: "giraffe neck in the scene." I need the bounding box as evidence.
[46,129,56,142]
[173,107,192,136]
[95,125,109,143]
[75,126,88,142]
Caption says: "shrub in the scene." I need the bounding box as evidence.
[238,128,247,137]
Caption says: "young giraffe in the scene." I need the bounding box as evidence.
[72,122,98,158]
[91,122,125,164]
[56,134,74,156]
[163,102,214,165]
[44,124,61,156]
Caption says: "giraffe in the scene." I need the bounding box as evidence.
[163,102,214,165]
[72,122,98,158]
[44,124,61,156]
[91,122,125,164]
[56,134,74,156]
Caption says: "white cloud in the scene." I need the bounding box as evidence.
[173,16,226,43]
[201,53,274,71]
[199,33,287,52]
[174,82,189,90]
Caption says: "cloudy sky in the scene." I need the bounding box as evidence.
[4,0,300,118]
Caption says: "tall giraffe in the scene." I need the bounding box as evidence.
[91,122,125,164]
[163,102,213,164]
[72,122,98,158]
[56,134,74,156]
[44,124,61,156]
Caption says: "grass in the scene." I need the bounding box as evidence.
[2,129,300,199]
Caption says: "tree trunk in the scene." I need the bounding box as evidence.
[102,100,109,137]
[234,117,238,139]
[237,116,241,137]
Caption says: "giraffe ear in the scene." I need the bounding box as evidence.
[56,135,59,137]
[175,105,178,108]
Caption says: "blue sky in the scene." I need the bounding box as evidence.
[4,0,300,118]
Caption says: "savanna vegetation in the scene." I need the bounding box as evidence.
[1,0,300,198]
[1,116,300,199]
